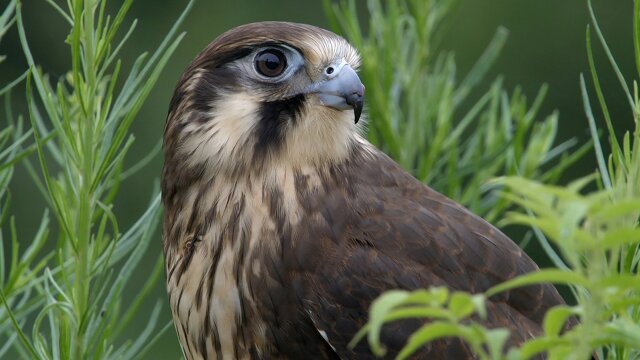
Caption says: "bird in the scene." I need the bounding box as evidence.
[161,21,568,359]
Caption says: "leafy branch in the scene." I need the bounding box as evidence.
[0,0,194,358]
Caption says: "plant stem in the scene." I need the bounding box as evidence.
[73,0,98,357]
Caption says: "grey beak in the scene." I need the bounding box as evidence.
[310,64,365,124]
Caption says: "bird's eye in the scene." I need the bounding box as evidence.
[254,49,287,77]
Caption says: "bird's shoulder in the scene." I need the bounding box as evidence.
[302,146,537,286]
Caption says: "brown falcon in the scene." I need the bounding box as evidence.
[162,22,567,359]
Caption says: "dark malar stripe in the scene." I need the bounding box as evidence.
[254,94,306,155]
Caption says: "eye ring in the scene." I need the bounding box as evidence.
[254,49,287,78]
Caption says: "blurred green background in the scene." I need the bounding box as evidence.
[0,0,634,357]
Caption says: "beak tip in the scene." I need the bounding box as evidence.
[354,105,362,124]
[345,92,364,124]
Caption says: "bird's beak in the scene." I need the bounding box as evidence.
[308,64,365,124]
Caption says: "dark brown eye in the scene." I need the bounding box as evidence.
[254,49,287,77]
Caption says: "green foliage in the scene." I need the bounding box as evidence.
[488,176,640,359]
[324,0,589,224]
[0,0,28,94]
[0,0,193,358]
[345,0,640,359]
[0,0,16,65]
[348,288,508,360]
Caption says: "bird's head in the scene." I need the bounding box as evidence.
[163,22,365,190]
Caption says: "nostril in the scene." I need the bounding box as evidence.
[325,66,334,75]
[345,92,364,107]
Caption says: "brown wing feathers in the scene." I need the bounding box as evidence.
[285,149,563,358]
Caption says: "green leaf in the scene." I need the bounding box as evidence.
[397,322,464,360]
[598,228,640,249]
[519,336,570,359]
[486,270,589,298]
[587,0,635,110]
[581,74,613,190]
[366,290,411,356]
[543,306,576,336]
[592,200,640,220]
[485,328,510,358]
[0,288,40,359]
[448,292,476,319]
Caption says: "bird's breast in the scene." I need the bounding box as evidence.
[164,165,325,359]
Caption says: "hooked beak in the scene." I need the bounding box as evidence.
[308,64,365,123]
